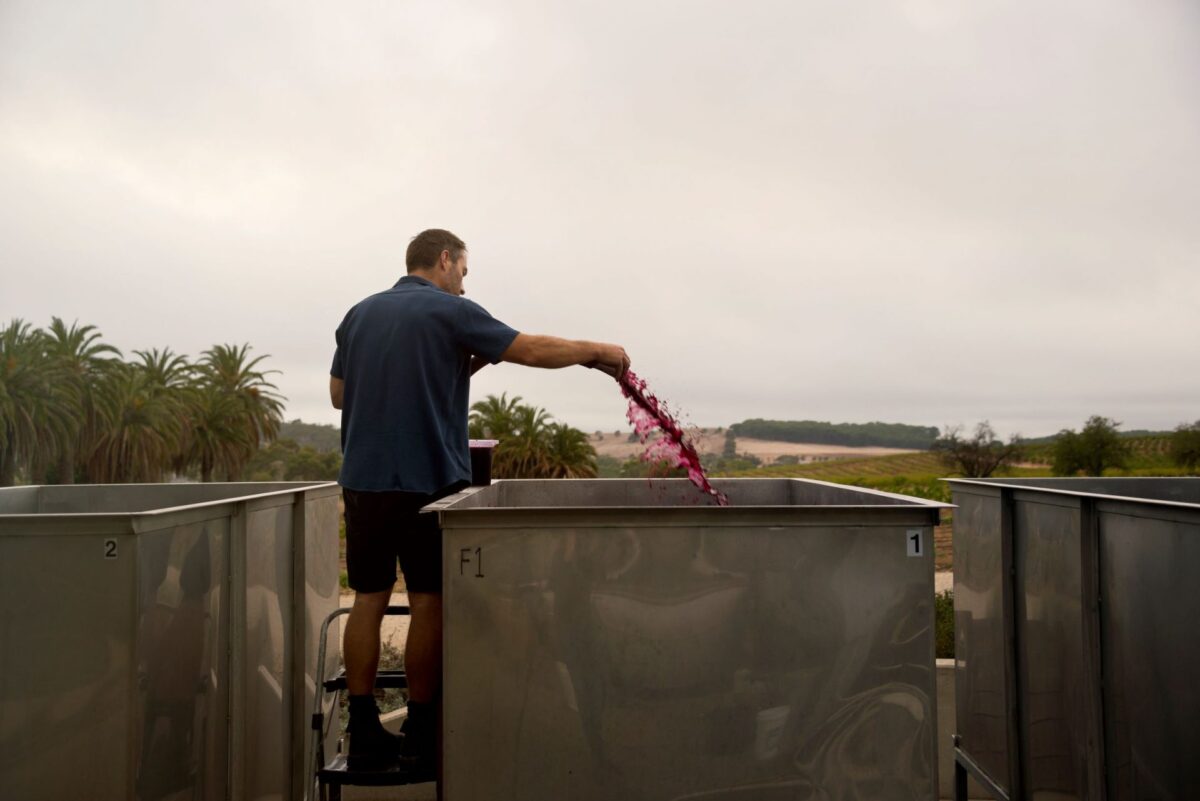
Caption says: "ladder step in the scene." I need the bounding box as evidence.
[322,668,408,692]
[317,754,433,787]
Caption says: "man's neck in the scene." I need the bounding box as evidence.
[406,269,448,293]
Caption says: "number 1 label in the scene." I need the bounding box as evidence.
[906,529,924,558]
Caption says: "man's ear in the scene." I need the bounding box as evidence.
[438,249,451,272]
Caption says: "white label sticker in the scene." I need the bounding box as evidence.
[103,539,118,560]
[906,529,924,558]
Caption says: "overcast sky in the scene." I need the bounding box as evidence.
[3,0,1198,439]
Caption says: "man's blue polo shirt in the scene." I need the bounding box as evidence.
[331,275,519,493]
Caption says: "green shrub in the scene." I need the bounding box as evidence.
[1171,422,1200,473]
[1052,416,1129,475]
[595,454,623,477]
[935,589,954,659]
[703,453,763,473]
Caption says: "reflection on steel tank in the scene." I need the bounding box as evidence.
[545,528,752,796]
[136,535,214,801]
[587,531,749,693]
[788,543,933,801]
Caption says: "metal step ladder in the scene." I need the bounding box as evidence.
[308,606,427,801]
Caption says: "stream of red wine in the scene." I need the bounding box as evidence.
[618,370,730,506]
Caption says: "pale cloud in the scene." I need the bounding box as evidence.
[2,0,1198,439]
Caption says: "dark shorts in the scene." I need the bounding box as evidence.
[342,483,465,594]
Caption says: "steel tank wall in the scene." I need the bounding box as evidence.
[950,488,1014,795]
[0,522,146,799]
[1098,500,1200,800]
[299,489,342,799]
[949,478,1200,801]
[134,516,233,801]
[434,478,945,801]
[1011,491,1095,801]
[0,482,340,801]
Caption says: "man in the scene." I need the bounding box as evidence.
[329,228,629,780]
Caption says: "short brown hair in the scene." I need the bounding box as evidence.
[406,229,466,272]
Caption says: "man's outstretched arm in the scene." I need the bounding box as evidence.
[499,333,629,377]
[330,376,344,409]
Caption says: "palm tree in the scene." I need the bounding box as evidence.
[45,318,122,484]
[134,347,193,391]
[180,384,252,482]
[0,320,78,485]
[197,344,284,479]
[499,403,553,477]
[87,363,185,483]
[134,348,204,478]
[543,423,599,478]
[2,321,290,485]
[469,393,523,440]
[470,393,598,479]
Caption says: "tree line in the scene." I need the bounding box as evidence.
[250,397,603,482]
[933,416,1200,478]
[244,436,340,482]
[0,318,283,486]
[468,393,598,478]
[7,317,1193,487]
[238,420,342,481]
[731,419,940,449]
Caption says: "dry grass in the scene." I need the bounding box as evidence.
[934,523,953,572]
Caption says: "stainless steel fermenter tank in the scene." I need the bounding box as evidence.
[427,477,947,801]
[0,482,341,801]
[949,478,1200,801]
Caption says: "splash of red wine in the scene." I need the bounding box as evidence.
[619,370,729,506]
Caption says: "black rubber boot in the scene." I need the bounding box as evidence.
[346,695,403,771]
[396,701,436,783]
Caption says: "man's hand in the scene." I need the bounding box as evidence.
[588,343,630,379]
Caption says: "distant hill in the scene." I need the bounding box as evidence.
[730,419,939,450]
[279,419,340,453]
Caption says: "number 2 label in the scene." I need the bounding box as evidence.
[906,530,924,558]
